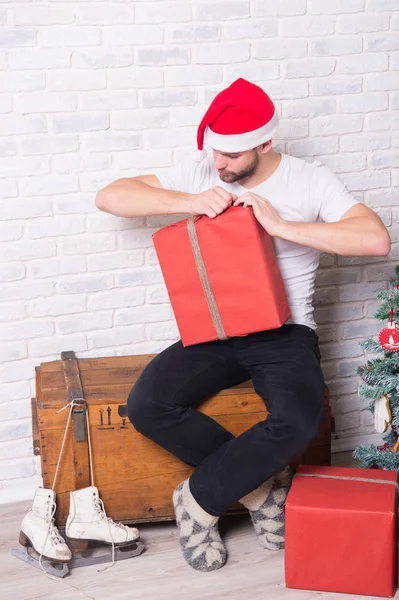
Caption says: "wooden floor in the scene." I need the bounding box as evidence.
[1,452,396,600]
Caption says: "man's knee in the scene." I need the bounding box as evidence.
[264,397,324,449]
[296,408,323,448]
[127,376,159,436]
[292,401,324,449]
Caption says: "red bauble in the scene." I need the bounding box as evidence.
[359,364,372,382]
[378,443,390,452]
[379,322,399,352]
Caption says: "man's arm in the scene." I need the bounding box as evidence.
[95,175,193,218]
[276,203,391,256]
[234,194,391,257]
[95,175,237,219]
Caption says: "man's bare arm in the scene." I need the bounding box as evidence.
[234,194,391,257]
[95,175,238,219]
[276,204,391,256]
[95,175,193,218]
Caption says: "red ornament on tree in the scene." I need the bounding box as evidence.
[359,364,373,382]
[379,308,399,352]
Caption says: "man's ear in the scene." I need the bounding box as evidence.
[259,140,273,154]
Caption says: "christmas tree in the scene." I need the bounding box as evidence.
[353,265,399,470]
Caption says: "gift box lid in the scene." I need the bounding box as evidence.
[287,464,398,513]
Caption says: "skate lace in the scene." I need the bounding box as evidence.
[36,400,82,582]
[92,496,117,572]
[45,500,64,545]
[56,400,117,572]
[40,398,133,578]
[38,495,68,582]
[93,497,130,532]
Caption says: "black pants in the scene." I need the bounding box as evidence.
[127,324,325,516]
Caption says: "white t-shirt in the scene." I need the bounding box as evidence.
[156,152,359,330]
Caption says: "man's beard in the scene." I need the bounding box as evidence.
[218,152,259,184]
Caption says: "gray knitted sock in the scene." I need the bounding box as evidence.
[240,466,293,550]
[172,479,227,572]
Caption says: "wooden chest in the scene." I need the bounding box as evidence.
[32,351,333,526]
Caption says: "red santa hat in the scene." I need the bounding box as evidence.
[197,78,279,152]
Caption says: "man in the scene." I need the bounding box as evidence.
[96,79,390,572]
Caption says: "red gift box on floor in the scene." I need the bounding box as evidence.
[152,206,291,346]
[285,465,398,598]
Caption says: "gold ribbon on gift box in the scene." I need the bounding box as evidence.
[187,216,228,341]
[295,472,399,491]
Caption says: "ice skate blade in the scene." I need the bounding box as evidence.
[12,540,145,575]
[69,540,145,569]
[12,547,69,578]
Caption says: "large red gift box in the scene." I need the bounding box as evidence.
[285,465,398,598]
[152,206,291,346]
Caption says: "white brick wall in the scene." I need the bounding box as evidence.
[0,0,398,504]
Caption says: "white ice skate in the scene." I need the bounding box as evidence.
[65,486,140,554]
[19,487,72,563]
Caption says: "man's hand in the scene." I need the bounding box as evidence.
[189,186,237,219]
[234,192,285,236]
